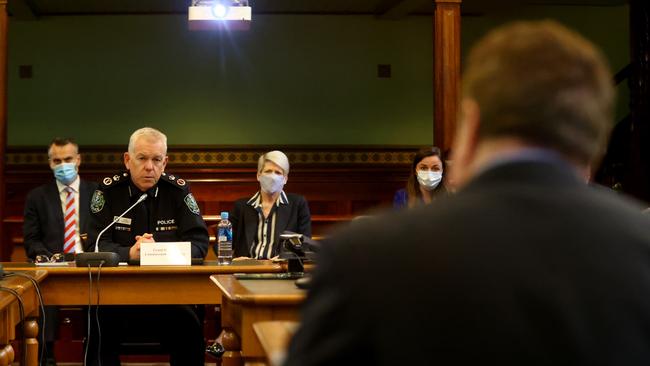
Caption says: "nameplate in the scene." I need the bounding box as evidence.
[140,242,191,266]
[114,216,131,225]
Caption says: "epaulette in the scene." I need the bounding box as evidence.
[100,172,130,189]
[159,172,189,190]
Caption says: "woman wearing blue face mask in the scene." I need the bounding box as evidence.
[394,147,449,209]
[229,150,312,259]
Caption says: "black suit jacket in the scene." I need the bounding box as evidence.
[231,192,311,258]
[286,160,650,366]
[23,179,98,259]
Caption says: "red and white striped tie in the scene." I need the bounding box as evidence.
[63,187,77,254]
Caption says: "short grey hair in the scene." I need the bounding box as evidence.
[128,127,167,155]
[258,150,290,175]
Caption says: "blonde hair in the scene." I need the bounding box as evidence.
[128,127,167,155]
[257,150,290,175]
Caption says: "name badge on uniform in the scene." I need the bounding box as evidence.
[140,242,191,266]
[114,216,132,225]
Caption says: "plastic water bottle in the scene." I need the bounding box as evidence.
[217,211,233,265]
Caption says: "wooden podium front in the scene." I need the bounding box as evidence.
[211,274,306,366]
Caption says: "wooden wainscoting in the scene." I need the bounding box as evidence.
[2,145,417,260]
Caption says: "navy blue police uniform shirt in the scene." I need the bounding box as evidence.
[88,172,209,262]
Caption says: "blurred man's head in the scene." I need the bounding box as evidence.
[124,127,168,191]
[451,20,614,187]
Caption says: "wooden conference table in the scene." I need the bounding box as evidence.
[211,274,306,366]
[0,270,47,366]
[3,262,300,365]
[4,260,281,305]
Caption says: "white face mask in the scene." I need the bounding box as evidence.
[417,170,443,191]
[259,173,285,194]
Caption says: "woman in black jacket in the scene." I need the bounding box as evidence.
[231,150,311,259]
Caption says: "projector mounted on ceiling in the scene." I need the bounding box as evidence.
[188,0,252,31]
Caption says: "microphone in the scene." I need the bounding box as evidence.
[279,231,319,274]
[94,193,147,253]
[75,193,148,267]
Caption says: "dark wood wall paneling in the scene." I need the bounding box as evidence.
[434,0,462,156]
[626,0,650,201]
[2,146,416,261]
[0,0,7,264]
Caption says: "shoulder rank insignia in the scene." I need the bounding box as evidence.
[90,190,105,213]
[184,193,200,215]
[160,173,187,189]
[101,172,128,188]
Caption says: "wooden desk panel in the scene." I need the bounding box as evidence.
[253,321,299,366]
[0,270,47,366]
[211,275,306,366]
[4,261,281,306]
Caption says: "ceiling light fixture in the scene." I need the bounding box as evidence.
[189,0,252,31]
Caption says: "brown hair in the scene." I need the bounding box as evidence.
[406,147,447,207]
[462,20,614,165]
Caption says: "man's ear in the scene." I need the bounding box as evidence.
[449,99,481,188]
[461,99,481,159]
[124,152,131,170]
[162,155,169,172]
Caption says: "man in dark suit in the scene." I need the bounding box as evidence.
[231,150,311,259]
[285,21,650,365]
[23,137,97,366]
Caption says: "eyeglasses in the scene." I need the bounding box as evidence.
[34,253,66,263]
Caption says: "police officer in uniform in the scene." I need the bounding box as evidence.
[87,127,208,366]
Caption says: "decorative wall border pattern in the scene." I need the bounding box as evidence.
[5,147,418,167]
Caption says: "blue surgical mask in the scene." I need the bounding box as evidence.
[417,170,442,191]
[259,174,285,194]
[53,162,78,185]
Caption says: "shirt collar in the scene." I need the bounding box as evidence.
[247,191,289,208]
[474,147,580,179]
[56,176,80,193]
[128,182,158,199]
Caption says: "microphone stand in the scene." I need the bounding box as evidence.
[75,193,148,267]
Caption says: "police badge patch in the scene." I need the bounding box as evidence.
[184,193,200,215]
[90,190,105,213]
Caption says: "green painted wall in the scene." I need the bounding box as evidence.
[8,15,435,146]
[462,5,630,125]
[7,5,629,146]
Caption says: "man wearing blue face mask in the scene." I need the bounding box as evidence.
[23,137,98,366]
[229,150,312,259]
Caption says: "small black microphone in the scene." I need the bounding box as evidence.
[75,193,148,267]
